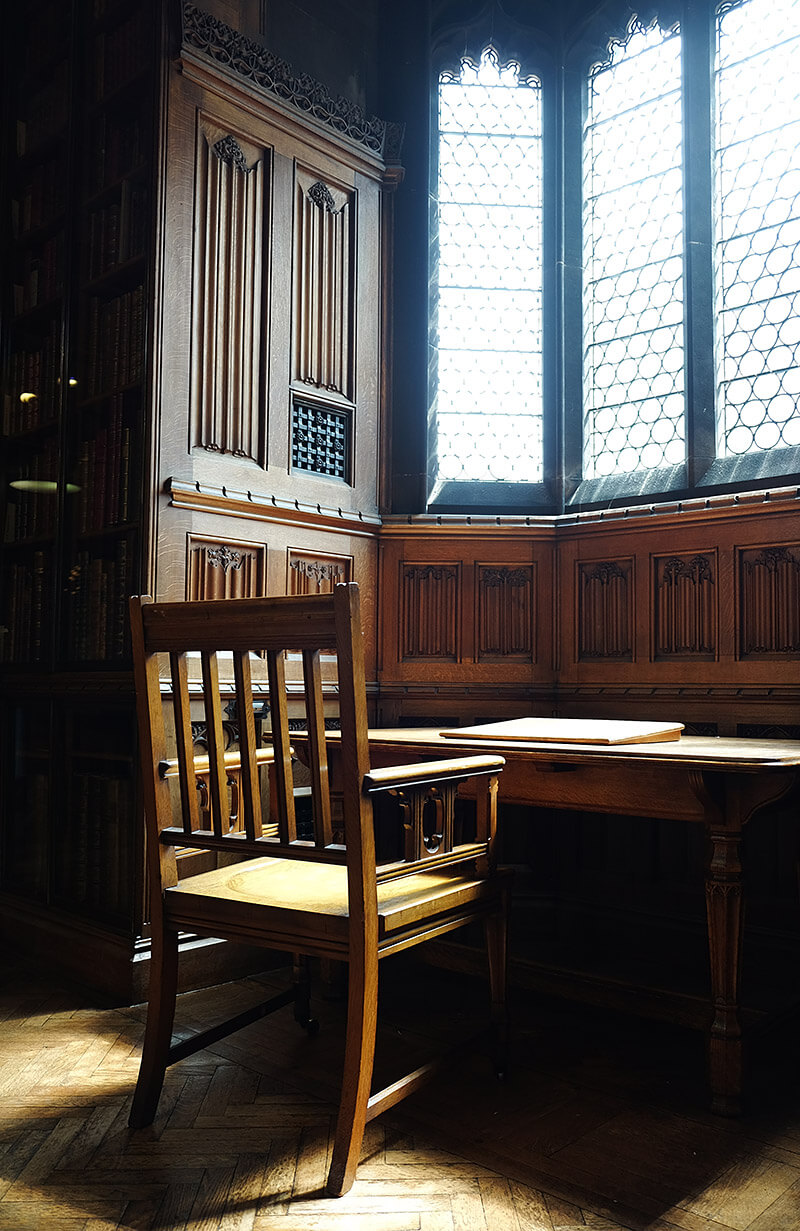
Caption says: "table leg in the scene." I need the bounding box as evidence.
[705,824,744,1116]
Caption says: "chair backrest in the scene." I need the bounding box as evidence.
[130,583,499,916]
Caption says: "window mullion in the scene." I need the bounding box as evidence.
[559,60,585,508]
[682,1,717,486]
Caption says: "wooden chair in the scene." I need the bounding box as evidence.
[128,582,510,1196]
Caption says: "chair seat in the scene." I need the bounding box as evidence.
[165,856,508,949]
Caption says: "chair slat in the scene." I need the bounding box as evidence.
[232,650,263,840]
[302,648,333,847]
[170,650,200,834]
[200,650,229,838]
[266,648,296,843]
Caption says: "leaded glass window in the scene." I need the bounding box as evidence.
[421,0,800,514]
[714,0,800,456]
[582,18,686,480]
[432,47,543,486]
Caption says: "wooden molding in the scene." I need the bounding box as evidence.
[167,477,381,536]
[379,487,800,537]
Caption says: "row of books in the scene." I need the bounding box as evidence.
[86,181,148,280]
[13,233,63,315]
[74,402,134,533]
[5,771,49,898]
[16,65,70,156]
[92,8,149,101]
[58,770,133,916]
[11,154,66,238]
[3,438,61,543]
[89,112,147,196]
[84,285,145,397]
[3,321,62,433]
[25,0,70,76]
[66,538,130,660]
[0,552,51,663]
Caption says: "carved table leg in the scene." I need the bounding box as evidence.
[705,825,744,1116]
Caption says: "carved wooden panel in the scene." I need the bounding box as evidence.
[477,565,535,661]
[653,552,716,659]
[577,559,633,661]
[288,551,351,595]
[400,564,460,661]
[293,169,355,399]
[191,122,267,461]
[739,544,800,657]
[187,536,266,600]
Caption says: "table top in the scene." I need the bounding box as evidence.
[353,728,800,773]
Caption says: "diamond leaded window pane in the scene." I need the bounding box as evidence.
[582,19,686,480]
[714,0,800,456]
[434,47,543,484]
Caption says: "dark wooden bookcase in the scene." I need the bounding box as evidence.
[0,0,158,996]
[1,0,398,999]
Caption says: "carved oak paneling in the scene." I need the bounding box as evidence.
[477,565,535,661]
[739,544,800,657]
[191,123,267,461]
[654,552,716,659]
[187,536,266,600]
[401,564,459,661]
[578,559,632,660]
[288,551,351,595]
[293,170,355,400]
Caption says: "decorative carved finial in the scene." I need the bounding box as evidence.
[207,545,244,573]
[752,545,799,573]
[290,559,345,587]
[584,561,626,584]
[662,554,713,585]
[308,181,338,213]
[182,4,398,158]
[481,567,530,588]
[212,135,250,173]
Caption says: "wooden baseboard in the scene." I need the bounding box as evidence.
[419,937,778,1034]
[0,893,282,1005]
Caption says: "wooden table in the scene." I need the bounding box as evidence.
[338,728,800,1114]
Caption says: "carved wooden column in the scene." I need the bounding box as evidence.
[691,768,743,1115]
[690,767,799,1114]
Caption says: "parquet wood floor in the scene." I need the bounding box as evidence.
[2,954,800,1231]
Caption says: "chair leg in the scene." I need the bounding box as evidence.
[326,950,379,1197]
[484,894,510,1078]
[292,955,319,1035]
[129,927,179,1128]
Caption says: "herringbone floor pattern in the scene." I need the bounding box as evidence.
[2,956,800,1230]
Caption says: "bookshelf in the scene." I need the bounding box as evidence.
[0,0,156,993]
[1,0,396,1000]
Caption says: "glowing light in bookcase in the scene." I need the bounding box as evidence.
[9,481,80,493]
